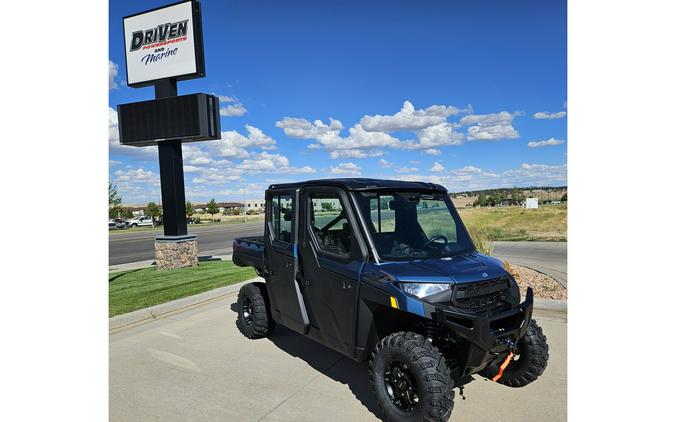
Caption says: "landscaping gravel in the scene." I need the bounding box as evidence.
[507,262,567,301]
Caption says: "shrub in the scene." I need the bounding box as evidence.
[467,226,494,255]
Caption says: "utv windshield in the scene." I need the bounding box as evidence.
[354,191,475,261]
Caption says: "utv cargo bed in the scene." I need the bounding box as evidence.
[232,236,265,270]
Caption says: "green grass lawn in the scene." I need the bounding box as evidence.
[458,205,567,241]
[109,260,257,317]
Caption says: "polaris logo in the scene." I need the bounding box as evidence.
[482,272,488,278]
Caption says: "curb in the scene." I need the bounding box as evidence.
[515,263,567,289]
[533,298,567,313]
[110,277,567,333]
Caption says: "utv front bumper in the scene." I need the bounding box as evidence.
[431,287,534,377]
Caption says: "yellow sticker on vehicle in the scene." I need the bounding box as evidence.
[390,296,399,309]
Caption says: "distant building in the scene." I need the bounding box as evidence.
[216,202,243,213]
[525,198,539,209]
[244,199,265,211]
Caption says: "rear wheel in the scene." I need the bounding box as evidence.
[369,332,454,422]
[481,319,549,387]
[236,283,274,339]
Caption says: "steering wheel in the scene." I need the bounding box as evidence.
[423,235,448,248]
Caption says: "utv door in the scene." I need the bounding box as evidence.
[264,190,307,334]
[299,187,367,356]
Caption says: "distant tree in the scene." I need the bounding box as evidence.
[511,189,524,206]
[185,201,195,219]
[146,202,161,226]
[321,202,335,212]
[109,182,122,219]
[206,199,219,218]
[561,193,568,202]
[472,193,484,207]
[121,208,133,219]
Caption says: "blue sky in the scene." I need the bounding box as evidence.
[109,0,567,205]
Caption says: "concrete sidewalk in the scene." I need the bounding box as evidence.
[110,291,566,422]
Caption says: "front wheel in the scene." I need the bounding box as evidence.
[481,319,549,387]
[369,332,454,422]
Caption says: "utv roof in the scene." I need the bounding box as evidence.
[268,178,447,192]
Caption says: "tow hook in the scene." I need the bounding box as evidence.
[492,338,517,382]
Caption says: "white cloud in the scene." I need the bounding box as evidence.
[430,162,445,172]
[190,166,244,184]
[378,159,393,168]
[330,162,362,175]
[276,117,344,140]
[276,101,471,157]
[109,60,119,90]
[460,111,521,141]
[237,152,315,174]
[277,113,463,157]
[528,138,565,148]
[217,95,237,103]
[244,125,276,150]
[111,167,162,203]
[114,168,158,182]
[395,166,419,173]
[220,104,248,117]
[423,148,442,155]
[360,101,468,132]
[408,163,566,192]
[329,149,383,159]
[109,160,122,166]
[404,122,463,150]
[202,125,277,160]
[533,111,566,119]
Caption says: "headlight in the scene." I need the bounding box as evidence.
[399,283,451,298]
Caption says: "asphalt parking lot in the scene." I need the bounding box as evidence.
[110,293,567,422]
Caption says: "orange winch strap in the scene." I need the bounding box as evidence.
[492,351,514,382]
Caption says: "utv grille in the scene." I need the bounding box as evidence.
[452,277,510,312]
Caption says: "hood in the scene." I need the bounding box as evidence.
[364,252,508,284]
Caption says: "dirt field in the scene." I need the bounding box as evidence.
[458,205,567,241]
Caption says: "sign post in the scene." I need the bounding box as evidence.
[118,0,218,270]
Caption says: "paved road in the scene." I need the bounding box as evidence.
[492,242,567,286]
[109,225,567,286]
[110,294,566,422]
[108,222,263,265]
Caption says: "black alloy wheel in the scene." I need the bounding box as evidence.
[241,297,254,326]
[384,361,420,412]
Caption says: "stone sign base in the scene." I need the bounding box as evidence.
[155,235,198,270]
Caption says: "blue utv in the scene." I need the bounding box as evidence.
[232,178,548,422]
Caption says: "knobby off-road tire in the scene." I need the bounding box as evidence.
[369,332,454,422]
[236,283,274,339]
[483,319,549,387]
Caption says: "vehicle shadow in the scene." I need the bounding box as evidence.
[197,255,223,262]
[108,268,145,282]
[228,301,384,420]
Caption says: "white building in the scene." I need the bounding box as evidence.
[525,198,539,209]
[244,199,265,211]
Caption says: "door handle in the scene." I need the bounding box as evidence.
[342,281,352,291]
